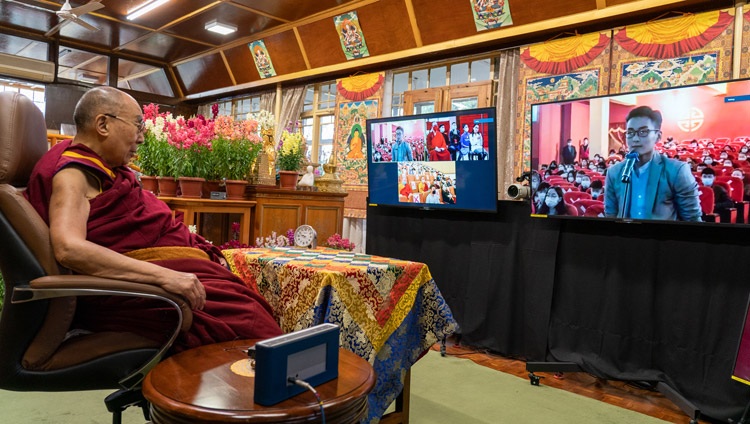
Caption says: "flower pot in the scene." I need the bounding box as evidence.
[278,170,299,190]
[157,177,178,197]
[225,179,247,200]
[140,175,158,195]
[178,177,205,198]
[202,180,223,198]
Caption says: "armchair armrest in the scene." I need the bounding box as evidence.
[20,275,192,331]
[12,275,193,390]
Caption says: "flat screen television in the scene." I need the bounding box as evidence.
[529,78,750,226]
[366,107,498,212]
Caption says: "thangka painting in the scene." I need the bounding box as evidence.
[610,9,734,93]
[335,73,384,218]
[248,40,276,79]
[515,32,611,176]
[334,11,370,60]
[470,0,512,31]
[742,10,750,79]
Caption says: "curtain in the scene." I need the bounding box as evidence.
[260,90,275,114]
[274,86,306,137]
[343,217,366,253]
[496,48,520,199]
[197,104,210,118]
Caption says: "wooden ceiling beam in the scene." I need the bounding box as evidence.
[404,0,423,47]
[293,27,311,70]
[219,50,236,85]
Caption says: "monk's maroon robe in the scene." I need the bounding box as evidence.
[25,140,281,351]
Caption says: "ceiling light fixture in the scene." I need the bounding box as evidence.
[126,0,170,21]
[204,20,237,35]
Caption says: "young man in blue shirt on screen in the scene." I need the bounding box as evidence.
[604,106,702,221]
[391,126,413,162]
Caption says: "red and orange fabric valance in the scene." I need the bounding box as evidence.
[337,72,385,102]
[521,32,610,75]
[614,10,733,59]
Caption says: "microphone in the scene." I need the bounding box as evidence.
[620,151,640,183]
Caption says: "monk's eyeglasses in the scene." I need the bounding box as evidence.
[104,113,146,133]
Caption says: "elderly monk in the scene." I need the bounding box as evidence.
[25,86,282,352]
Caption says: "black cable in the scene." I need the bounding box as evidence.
[288,377,325,424]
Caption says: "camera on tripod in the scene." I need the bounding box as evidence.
[507,172,532,200]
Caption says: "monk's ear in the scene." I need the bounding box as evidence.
[94,114,109,136]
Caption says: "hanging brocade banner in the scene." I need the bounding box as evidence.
[520,32,610,75]
[613,10,733,59]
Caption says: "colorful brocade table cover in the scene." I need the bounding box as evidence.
[222,246,459,423]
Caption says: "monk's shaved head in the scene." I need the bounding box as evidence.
[73,86,131,131]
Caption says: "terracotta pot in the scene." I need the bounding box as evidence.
[140,175,158,195]
[157,177,178,197]
[224,179,247,200]
[278,170,299,189]
[178,177,205,198]
[203,180,223,198]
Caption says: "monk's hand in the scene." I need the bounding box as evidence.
[163,272,206,311]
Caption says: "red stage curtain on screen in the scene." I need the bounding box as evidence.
[520,32,610,75]
[613,10,732,59]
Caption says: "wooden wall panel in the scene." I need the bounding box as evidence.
[353,0,418,55]
[175,53,234,95]
[226,30,307,85]
[224,44,261,84]
[297,19,347,69]
[261,30,308,74]
[506,0,597,26]
[411,0,478,46]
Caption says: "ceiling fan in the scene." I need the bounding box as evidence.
[45,0,104,37]
[6,0,105,37]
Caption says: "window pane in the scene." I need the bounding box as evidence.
[318,82,337,110]
[450,62,469,85]
[413,101,434,115]
[412,69,428,90]
[318,115,334,164]
[451,97,478,110]
[470,59,491,82]
[303,85,315,112]
[393,72,409,94]
[250,97,260,113]
[429,66,446,88]
[391,106,403,117]
[301,117,314,161]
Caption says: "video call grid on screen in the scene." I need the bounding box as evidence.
[366,107,498,213]
[529,78,750,226]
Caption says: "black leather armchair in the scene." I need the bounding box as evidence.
[0,91,192,423]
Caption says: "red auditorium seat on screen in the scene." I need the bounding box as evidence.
[564,191,591,204]
[583,203,604,217]
[573,199,603,215]
[698,186,719,222]
[717,176,748,223]
[711,181,738,223]
[564,203,578,216]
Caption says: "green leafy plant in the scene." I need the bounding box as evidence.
[213,136,262,181]
[276,129,304,171]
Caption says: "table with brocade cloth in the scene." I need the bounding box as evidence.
[222,246,458,424]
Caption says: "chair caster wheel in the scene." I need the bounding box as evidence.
[529,372,542,386]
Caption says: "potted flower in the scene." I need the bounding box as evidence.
[139,104,180,196]
[213,115,263,199]
[325,233,355,251]
[165,115,214,198]
[276,128,304,189]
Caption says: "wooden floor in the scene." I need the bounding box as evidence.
[431,342,715,424]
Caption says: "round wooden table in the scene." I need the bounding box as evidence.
[142,340,376,423]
